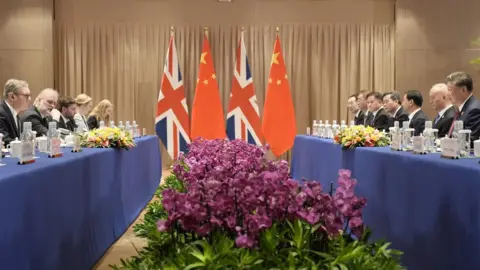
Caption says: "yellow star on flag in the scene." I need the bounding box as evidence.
[271,52,279,65]
[203,79,209,85]
[200,52,208,64]
[284,74,288,79]
[268,78,273,84]
[211,73,216,79]
[276,79,281,85]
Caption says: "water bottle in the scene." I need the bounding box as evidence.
[99,120,105,129]
[312,120,318,136]
[118,121,124,130]
[109,120,115,128]
[125,121,133,137]
[132,120,138,138]
[47,121,58,152]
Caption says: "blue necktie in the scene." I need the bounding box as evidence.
[434,114,440,125]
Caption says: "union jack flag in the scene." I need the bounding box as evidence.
[226,32,263,145]
[155,35,190,160]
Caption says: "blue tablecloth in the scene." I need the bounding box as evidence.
[0,136,162,270]
[291,135,480,270]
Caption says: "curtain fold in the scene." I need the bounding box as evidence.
[54,23,394,165]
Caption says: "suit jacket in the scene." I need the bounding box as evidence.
[389,106,409,128]
[409,109,428,136]
[87,115,99,130]
[457,95,480,142]
[21,106,52,137]
[433,106,456,138]
[354,110,366,126]
[57,116,78,132]
[0,100,20,145]
[74,113,89,132]
[368,108,390,131]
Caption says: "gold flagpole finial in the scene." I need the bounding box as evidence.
[170,26,175,35]
[204,26,209,33]
[240,25,245,32]
[276,26,280,33]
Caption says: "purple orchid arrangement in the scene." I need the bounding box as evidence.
[157,138,366,248]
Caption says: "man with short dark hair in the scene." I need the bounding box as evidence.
[356,90,369,125]
[402,90,428,136]
[383,91,408,127]
[365,91,390,131]
[56,96,78,132]
[446,71,480,141]
[347,94,364,125]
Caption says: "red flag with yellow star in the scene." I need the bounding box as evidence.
[262,34,296,156]
[190,34,226,140]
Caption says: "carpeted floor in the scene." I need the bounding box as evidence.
[93,169,170,269]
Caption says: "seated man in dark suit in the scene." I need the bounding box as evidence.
[0,79,31,145]
[347,94,365,125]
[356,89,369,125]
[402,90,429,136]
[56,96,78,133]
[365,91,390,131]
[446,71,480,142]
[429,83,455,138]
[21,88,58,137]
[383,91,409,128]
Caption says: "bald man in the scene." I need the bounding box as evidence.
[429,83,455,138]
[21,88,59,136]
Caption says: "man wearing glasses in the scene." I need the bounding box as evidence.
[21,88,58,137]
[0,79,31,145]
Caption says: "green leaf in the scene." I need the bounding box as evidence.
[183,262,206,270]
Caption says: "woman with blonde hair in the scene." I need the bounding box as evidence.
[87,99,113,130]
[73,93,93,132]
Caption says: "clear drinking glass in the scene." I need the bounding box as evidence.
[459,130,472,156]
[306,126,311,135]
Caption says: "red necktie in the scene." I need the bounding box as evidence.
[447,108,460,137]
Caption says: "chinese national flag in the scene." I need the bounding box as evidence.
[261,34,296,156]
[190,34,226,140]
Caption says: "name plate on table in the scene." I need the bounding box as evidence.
[391,133,401,151]
[72,135,82,153]
[48,138,63,158]
[18,141,35,165]
[412,136,426,154]
[441,138,460,159]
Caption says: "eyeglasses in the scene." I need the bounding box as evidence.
[15,93,31,99]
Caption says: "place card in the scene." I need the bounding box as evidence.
[391,133,401,151]
[48,138,63,158]
[412,136,426,154]
[18,141,35,165]
[440,138,460,159]
[71,135,82,153]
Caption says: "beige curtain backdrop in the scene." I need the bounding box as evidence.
[54,23,394,165]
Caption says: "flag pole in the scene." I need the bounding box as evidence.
[276,26,280,36]
[170,26,175,36]
[240,25,245,39]
[204,25,209,37]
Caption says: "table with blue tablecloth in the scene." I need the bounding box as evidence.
[291,135,480,270]
[0,135,162,270]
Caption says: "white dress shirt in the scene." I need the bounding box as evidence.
[459,94,473,112]
[437,105,453,119]
[408,108,421,120]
